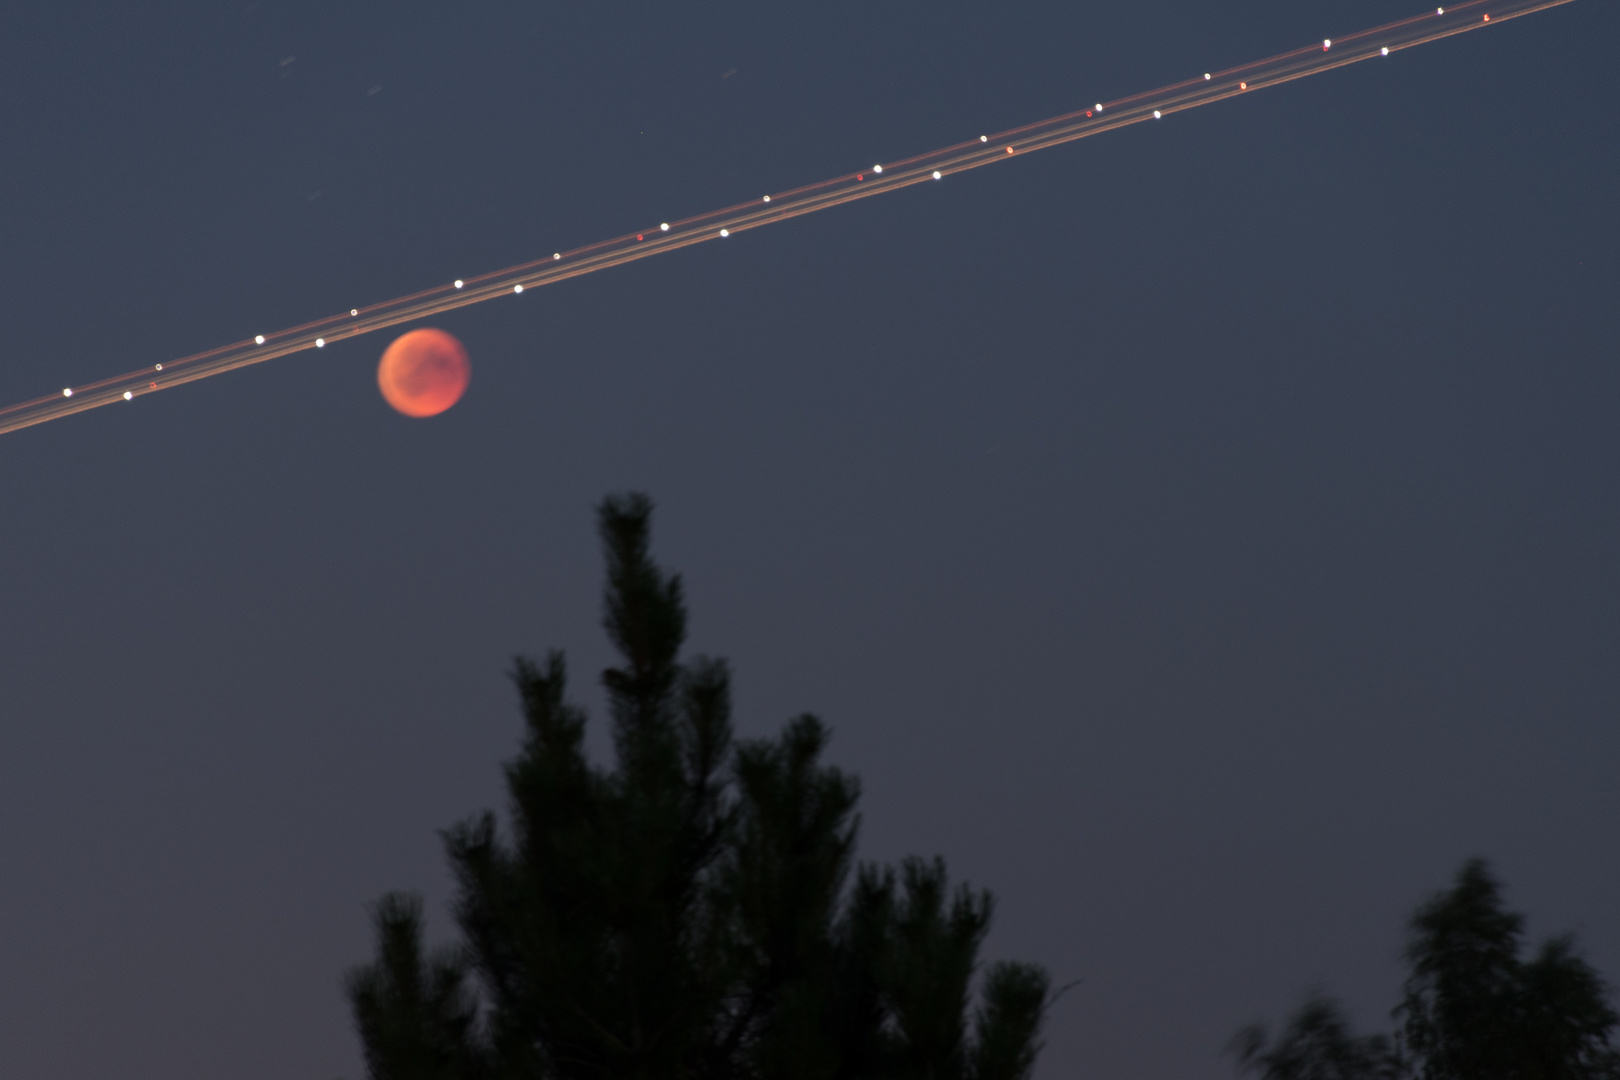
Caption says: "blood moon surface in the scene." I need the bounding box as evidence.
[377,328,470,417]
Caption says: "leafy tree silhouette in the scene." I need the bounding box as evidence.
[1230,994,1402,1080]
[1233,860,1619,1080]
[1398,859,1620,1080]
[347,494,1052,1080]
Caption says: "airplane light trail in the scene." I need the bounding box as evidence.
[0,0,1582,435]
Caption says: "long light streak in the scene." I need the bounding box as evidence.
[0,0,1580,435]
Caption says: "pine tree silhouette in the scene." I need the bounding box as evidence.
[347,494,1052,1080]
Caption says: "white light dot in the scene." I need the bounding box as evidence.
[762,195,771,202]
[315,337,325,347]
[62,388,72,398]
[1095,104,1104,112]
[255,335,265,344]
[553,253,561,260]
[1382,46,1390,55]
[932,170,941,180]
[660,223,670,231]
[1437,6,1444,13]
[1205,73,1212,80]
[350,308,358,316]
[154,364,163,371]
[980,135,988,142]
[1324,39,1332,49]
[513,285,523,294]
[454,279,464,288]
[719,229,729,237]
[1153,110,1162,118]
[123,391,133,401]
[873,164,882,173]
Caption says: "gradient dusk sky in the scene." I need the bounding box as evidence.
[1,2,1616,1077]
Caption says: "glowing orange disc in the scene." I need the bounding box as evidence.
[377,328,470,417]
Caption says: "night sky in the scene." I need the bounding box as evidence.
[2,2,1617,1077]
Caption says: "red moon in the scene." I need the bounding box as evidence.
[377,328,470,417]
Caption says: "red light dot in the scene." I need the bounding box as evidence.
[1086,110,1093,117]
[1240,81,1248,89]
[857,174,864,180]
[1005,146,1015,154]
[1483,12,1490,19]
[636,234,644,240]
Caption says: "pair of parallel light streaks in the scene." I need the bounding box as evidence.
[0,0,1580,435]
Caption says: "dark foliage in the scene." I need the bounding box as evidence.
[347,494,1052,1080]
[1231,995,1402,1080]
[347,894,486,1080]
[1398,859,1620,1080]
[1235,860,1619,1080]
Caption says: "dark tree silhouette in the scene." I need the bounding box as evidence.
[1234,860,1619,1080]
[346,494,1052,1080]
[1231,994,1402,1080]
[1398,859,1620,1080]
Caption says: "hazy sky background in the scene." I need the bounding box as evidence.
[1,2,1616,1077]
